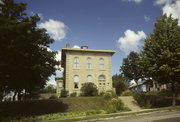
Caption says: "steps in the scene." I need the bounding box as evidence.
[119,96,141,111]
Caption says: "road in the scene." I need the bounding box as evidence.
[90,110,180,122]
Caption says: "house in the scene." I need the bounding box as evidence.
[56,44,115,95]
[128,80,167,92]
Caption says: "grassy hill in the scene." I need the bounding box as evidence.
[0,97,107,120]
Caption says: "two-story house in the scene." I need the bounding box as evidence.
[56,45,115,95]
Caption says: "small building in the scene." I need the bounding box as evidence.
[128,81,167,92]
[59,45,115,95]
[55,77,64,97]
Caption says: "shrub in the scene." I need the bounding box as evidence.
[80,83,98,96]
[111,98,125,111]
[103,91,117,100]
[107,104,117,113]
[49,95,58,99]
[70,92,77,97]
[121,90,138,96]
[133,92,174,108]
[103,92,112,101]
[60,89,69,97]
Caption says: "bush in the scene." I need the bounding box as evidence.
[80,83,98,96]
[60,89,69,97]
[133,92,176,108]
[107,104,117,113]
[49,95,58,99]
[103,91,117,101]
[103,92,112,101]
[121,90,138,96]
[70,92,77,97]
[111,98,125,111]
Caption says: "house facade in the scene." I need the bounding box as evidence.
[59,45,115,95]
[128,81,167,92]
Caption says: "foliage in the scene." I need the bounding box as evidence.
[69,92,77,97]
[121,90,138,96]
[39,85,56,93]
[49,95,58,99]
[80,82,98,96]
[0,0,58,100]
[112,74,128,94]
[120,51,142,85]
[60,89,69,97]
[106,98,129,113]
[103,90,117,100]
[133,91,180,108]
[140,14,180,105]
[103,92,113,101]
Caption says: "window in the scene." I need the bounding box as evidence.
[98,75,106,81]
[87,75,93,82]
[86,57,92,69]
[74,57,79,69]
[74,75,79,89]
[99,58,104,69]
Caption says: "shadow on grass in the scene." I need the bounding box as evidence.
[0,99,68,120]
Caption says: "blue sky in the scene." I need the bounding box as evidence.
[16,0,180,85]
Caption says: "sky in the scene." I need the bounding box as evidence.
[15,0,180,85]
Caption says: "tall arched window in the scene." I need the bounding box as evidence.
[87,75,93,82]
[74,57,79,69]
[99,58,104,70]
[86,57,92,69]
[74,75,79,88]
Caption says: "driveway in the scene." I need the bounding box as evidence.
[91,110,180,122]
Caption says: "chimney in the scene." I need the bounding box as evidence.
[81,45,88,49]
[66,42,70,48]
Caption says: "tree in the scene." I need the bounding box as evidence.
[140,14,180,106]
[39,84,56,93]
[120,51,142,88]
[0,0,58,100]
[112,74,128,94]
[80,82,98,96]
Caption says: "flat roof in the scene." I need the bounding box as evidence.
[62,48,116,54]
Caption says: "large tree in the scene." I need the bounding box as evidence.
[120,51,142,87]
[0,0,58,100]
[140,14,180,106]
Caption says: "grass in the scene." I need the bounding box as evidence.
[0,97,108,121]
[58,106,180,122]
[1,96,180,122]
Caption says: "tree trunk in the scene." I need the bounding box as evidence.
[171,83,176,106]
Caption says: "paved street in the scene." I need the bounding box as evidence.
[91,110,180,122]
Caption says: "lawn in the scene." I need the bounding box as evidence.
[0,97,107,121]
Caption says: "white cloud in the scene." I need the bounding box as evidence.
[153,0,180,25]
[47,78,56,87]
[38,19,67,41]
[162,1,180,25]
[73,45,80,48]
[144,16,150,22]
[117,29,146,55]
[154,0,172,5]
[122,0,144,3]
[55,50,61,61]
